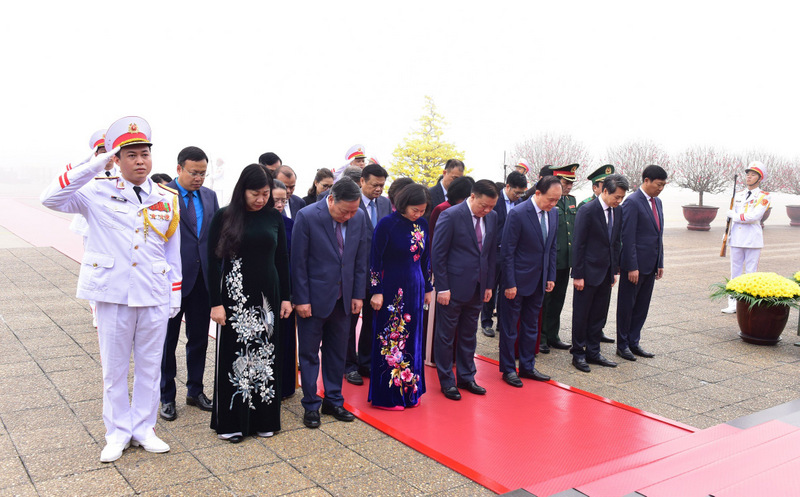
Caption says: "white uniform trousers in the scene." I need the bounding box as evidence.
[730,246,761,279]
[727,247,761,308]
[95,302,168,445]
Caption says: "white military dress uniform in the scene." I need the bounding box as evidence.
[331,143,366,181]
[40,117,181,461]
[723,162,771,313]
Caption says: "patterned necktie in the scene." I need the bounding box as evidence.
[650,197,660,230]
[133,186,143,203]
[606,207,613,240]
[540,210,548,239]
[185,191,198,237]
[369,199,377,228]
[335,222,344,256]
[474,215,483,252]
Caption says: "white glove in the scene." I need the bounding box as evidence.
[87,147,119,171]
[726,209,736,219]
[169,307,180,319]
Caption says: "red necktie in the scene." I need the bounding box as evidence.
[650,197,660,230]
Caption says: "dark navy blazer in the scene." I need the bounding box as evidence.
[620,189,664,274]
[501,199,558,295]
[571,197,622,287]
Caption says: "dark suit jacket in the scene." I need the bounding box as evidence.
[493,191,521,250]
[287,194,306,219]
[291,199,368,317]
[571,198,622,287]
[426,180,447,221]
[620,189,664,274]
[359,195,392,258]
[166,180,219,295]
[431,200,497,302]
[501,200,558,296]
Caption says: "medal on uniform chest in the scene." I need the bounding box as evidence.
[142,196,180,243]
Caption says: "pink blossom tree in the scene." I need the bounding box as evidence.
[509,133,593,182]
[604,140,671,190]
[673,146,741,206]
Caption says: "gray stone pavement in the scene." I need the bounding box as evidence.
[0,224,798,496]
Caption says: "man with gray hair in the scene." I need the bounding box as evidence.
[570,174,629,373]
[292,178,368,428]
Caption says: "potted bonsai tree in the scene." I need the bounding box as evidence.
[712,272,800,344]
[673,146,739,231]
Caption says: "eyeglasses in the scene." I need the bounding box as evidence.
[185,171,207,178]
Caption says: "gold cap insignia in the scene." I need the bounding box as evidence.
[128,123,139,133]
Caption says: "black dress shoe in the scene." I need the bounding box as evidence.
[345,371,363,385]
[519,368,551,382]
[482,326,495,338]
[303,410,321,428]
[600,333,615,343]
[502,372,523,388]
[160,402,177,421]
[549,340,571,350]
[616,348,637,361]
[539,344,551,354]
[321,403,355,422]
[587,354,618,367]
[228,435,244,444]
[442,386,462,400]
[186,392,213,411]
[630,345,655,358]
[572,357,591,373]
[456,381,487,395]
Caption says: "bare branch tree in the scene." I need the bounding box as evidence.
[508,133,593,183]
[605,140,671,190]
[673,146,741,206]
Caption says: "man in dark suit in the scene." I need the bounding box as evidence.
[426,158,465,220]
[481,171,527,338]
[160,146,220,421]
[431,179,498,400]
[258,152,282,176]
[616,165,667,361]
[344,164,392,385]
[499,176,561,387]
[570,174,629,372]
[276,165,307,220]
[292,179,368,428]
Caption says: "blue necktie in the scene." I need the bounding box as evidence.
[540,210,547,239]
[369,199,377,227]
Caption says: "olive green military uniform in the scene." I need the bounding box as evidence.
[577,195,595,211]
[541,193,576,345]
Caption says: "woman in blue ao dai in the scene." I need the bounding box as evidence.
[368,184,433,410]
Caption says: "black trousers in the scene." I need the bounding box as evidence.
[570,271,613,360]
[345,286,373,375]
[161,271,210,403]
[616,269,657,350]
[541,267,570,344]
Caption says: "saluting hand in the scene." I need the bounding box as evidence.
[210,305,226,326]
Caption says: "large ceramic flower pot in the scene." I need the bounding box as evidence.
[787,205,800,227]
[736,300,791,345]
[682,205,718,231]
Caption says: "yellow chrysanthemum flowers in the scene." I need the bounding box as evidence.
[794,271,800,283]
[726,272,800,299]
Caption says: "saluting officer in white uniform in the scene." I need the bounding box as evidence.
[68,129,120,327]
[722,161,771,313]
[41,116,182,462]
[332,144,367,181]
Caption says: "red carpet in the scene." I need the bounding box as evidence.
[341,356,694,495]
[0,198,83,261]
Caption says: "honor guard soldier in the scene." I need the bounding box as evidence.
[41,116,182,463]
[539,163,579,353]
[332,144,367,181]
[515,159,530,176]
[722,162,771,313]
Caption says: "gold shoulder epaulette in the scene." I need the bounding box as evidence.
[158,183,178,195]
[95,176,120,180]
